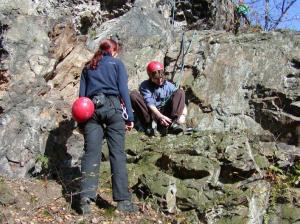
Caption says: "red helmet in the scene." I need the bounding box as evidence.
[72,97,95,123]
[146,61,164,75]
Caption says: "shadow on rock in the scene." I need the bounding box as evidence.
[43,119,82,207]
[95,194,115,210]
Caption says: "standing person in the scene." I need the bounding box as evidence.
[130,61,186,135]
[234,0,250,33]
[77,39,138,214]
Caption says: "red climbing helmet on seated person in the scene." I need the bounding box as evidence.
[72,97,95,123]
[146,61,164,75]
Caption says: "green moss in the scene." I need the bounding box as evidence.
[213,185,247,207]
[125,132,146,148]
[216,216,247,224]
[103,206,116,218]
[281,204,300,222]
[254,154,270,169]
[36,154,49,169]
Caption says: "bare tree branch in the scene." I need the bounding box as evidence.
[264,0,270,30]
[247,0,299,31]
[270,0,297,30]
[281,0,285,13]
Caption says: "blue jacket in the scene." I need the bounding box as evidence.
[79,54,134,122]
[139,79,177,109]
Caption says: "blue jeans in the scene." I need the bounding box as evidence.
[80,95,130,201]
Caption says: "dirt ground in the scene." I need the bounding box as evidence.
[0,175,179,224]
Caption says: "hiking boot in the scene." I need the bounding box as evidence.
[117,200,139,213]
[169,122,185,134]
[158,125,168,136]
[77,197,91,215]
[144,121,158,136]
[145,127,155,136]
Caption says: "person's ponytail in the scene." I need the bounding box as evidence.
[88,39,119,70]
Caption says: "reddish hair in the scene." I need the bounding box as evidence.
[89,39,120,69]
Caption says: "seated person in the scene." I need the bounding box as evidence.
[130,61,186,134]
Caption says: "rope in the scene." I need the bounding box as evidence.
[172,30,196,88]
[158,1,197,108]
[169,0,177,27]
[171,32,185,82]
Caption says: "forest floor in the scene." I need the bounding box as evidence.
[0,175,182,224]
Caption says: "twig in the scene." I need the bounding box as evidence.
[25,196,63,216]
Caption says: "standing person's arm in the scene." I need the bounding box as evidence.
[79,68,87,97]
[77,68,88,131]
[117,60,134,130]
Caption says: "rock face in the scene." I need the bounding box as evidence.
[0,0,300,222]
[165,30,300,142]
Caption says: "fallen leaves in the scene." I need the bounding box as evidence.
[0,175,178,224]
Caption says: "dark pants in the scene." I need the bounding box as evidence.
[234,12,250,34]
[80,95,130,201]
[130,89,185,127]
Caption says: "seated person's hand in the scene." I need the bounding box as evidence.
[125,121,134,131]
[158,115,172,126]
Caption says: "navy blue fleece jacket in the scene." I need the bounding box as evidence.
[79,54,134,122]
